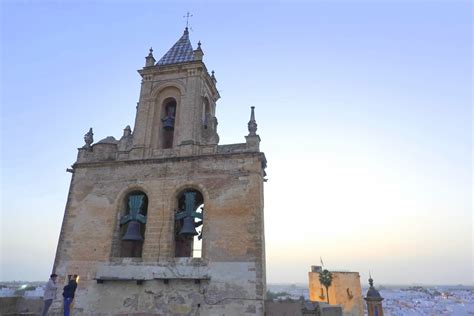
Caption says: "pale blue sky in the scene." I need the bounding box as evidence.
[1,0,472,285]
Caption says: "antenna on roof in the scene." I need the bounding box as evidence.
[183,12,193,29]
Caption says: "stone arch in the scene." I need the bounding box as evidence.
[110,185,151,258]
[114,185,152,215]
[150,84,183,149]
[151,80,186,98]
[171,182,209,258]
[160,97,177,149]
[171,182,210,207]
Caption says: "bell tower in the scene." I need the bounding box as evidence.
[364,276,385,316]
[131,27,220,159]
[52,28,267,316]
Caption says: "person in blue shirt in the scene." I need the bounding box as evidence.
[62,275,77,316]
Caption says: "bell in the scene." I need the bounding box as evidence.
[179,216,198,236]
[162,116,175,130]
[122,221,143,241]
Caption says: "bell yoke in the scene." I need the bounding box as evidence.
[175,191,203,237]
[120,194,147,241]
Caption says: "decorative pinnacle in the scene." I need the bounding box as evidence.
[123,125,132,137]
[198,41,201,48]
[145,47,155,67]
[247,106,258,136]
[83,127,94,149]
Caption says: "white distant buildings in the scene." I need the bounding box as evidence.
[380,287,474,315]
[0,285,45,298]
[268,284,474,315]
[24,286,44,297]
[0,287,15,297]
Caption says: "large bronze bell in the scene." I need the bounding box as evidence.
[179,216,198,236]
[122,221,143,241]
[162,105,176,131]
[162,116,175,130]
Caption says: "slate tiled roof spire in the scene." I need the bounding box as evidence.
[157,27,195,65]
[366,276,382,299]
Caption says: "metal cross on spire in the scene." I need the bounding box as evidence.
[183,12,193,28]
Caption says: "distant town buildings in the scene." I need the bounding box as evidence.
[3,281,472,315]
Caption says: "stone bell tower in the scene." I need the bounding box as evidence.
[364,276,384,316]
[52,28,267,315]
[131,28,222,158]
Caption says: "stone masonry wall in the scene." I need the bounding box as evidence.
[309,272,364,316]
[52,152,266,315]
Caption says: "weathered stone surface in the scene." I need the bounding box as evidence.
[0,297,43,315]
[52,30,266,316]
[308,270,363,316]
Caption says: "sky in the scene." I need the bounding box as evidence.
[1,0,472,285]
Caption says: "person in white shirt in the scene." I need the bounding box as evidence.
[41,273,58,316]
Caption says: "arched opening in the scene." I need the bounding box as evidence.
[119,191,148,257]
[203,98,211,129]
[161,98,177,149]
[174,189,204,258]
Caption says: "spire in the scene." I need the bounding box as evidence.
[365,275,382,299]
[145,47,155,67]
[157,28,194,65]
[248,106,258,136]
[364,274,384,316]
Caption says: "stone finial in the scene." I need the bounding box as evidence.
[211,70,217,83]
[83,128,94,149]
[194,41,204,61]
[145,47,156,67]
[123,125,132,137]
[247,106,258,136]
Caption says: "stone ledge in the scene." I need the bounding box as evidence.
[96,258,211,281]
[217,143,248,153]
[74,151,266,169]
[77,139,263,164]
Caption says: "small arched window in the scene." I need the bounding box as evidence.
[174,189,204,258]
[203,98,211,129]
[119,191,148,257]
[161,98,177,149]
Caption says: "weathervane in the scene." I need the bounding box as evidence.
[183,12,193,28]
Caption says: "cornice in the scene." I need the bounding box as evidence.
[74,151,266,170]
